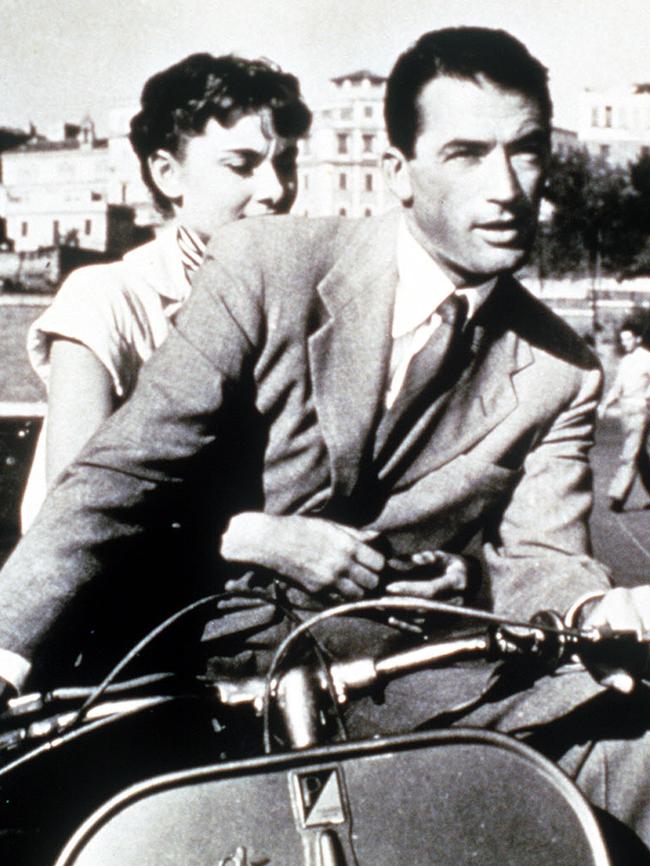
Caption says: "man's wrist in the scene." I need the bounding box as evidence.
[0,648,32,695]
[564,590,608,630]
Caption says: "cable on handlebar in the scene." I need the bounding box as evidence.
[66,584,349,744]
[71,589,286,723]
[259,596,584,754]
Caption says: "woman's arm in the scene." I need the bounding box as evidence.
[45,338,114,486]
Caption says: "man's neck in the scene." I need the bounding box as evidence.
[403,212,508,291]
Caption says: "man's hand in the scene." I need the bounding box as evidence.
[579,586,650,692]
[384,550,471,602]
[220,512,385,599]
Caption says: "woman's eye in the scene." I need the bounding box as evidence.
[227,162,254,177]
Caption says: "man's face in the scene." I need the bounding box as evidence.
[384,75,549,286]
[153,108,298,241]
[620,330,640,353]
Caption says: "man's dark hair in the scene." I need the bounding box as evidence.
[129,53,312,215]
[621,316,650,343]
[385,27,552,158]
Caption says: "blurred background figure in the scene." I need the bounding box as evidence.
[600,317,650,512]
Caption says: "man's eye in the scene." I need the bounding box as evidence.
[512,141,548,163]
[444,148,483,163]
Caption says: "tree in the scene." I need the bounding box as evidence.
[623,152,650,276]
[538,148,641,280]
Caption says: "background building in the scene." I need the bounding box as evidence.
[577,83,650,164]
[295,70,393,218]
[1,118,111,252]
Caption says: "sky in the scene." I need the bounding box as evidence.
[2,0,650,136]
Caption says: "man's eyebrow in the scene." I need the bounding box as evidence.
[511,128,549,144]
[439,138,490,154]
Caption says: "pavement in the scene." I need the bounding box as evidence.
[591,416,650,587]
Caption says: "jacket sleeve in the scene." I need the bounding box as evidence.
[0,251,263,663]
[484,364,613,619]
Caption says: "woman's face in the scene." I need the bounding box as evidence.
[151,108,299,241]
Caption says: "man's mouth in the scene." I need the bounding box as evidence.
[473,218,529,245]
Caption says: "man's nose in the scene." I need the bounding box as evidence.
[254,160,285,209]
[485,148,521,203]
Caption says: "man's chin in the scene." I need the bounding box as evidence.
[478,245,530,277]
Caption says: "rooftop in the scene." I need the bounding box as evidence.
[330,69,386,86]
[10,138,108,154]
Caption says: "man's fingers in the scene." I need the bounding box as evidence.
[584,586,648,638]
[385,573,465,599]
[353,544,385,574]
[349,566,380,591]
[598,669,636,694]
[579,587,650,691]
[410,550,443,567]
[335,577,364,600]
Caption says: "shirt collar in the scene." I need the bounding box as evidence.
[394,216,496,338]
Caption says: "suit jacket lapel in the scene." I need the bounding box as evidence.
[381,277,535,486]
[308,211,399,497]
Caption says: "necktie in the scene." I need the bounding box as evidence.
[398,292,470,400]
[373,292,471,464]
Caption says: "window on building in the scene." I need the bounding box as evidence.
[365,174,373,192]
[341,107,353,120]
[53,220,60,243]
[85,219,92,235]
[591,106,599,127]
[604,105,613,128]
[339,207,347,216]
[364,208,372,217]
[364,106,373,118]
[91,191,102,201]
[303,174,309,190]
[337,133,349,154]
[362,134,374,153]
[339,173,347,190]
[21,221,28,237]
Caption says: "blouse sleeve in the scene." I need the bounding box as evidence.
[26,264,139,399]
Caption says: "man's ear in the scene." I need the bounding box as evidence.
[148,149,183,204]
[382,146,413,205]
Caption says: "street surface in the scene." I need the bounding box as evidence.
[591,417,650,587]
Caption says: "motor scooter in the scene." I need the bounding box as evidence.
[0,593,646,865]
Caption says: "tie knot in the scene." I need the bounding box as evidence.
[438,293,469,330]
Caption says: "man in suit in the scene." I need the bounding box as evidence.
[2,26,650,846]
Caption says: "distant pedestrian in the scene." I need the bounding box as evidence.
[600,319,650,512]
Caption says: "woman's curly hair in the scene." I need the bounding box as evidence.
[129,53,312,215]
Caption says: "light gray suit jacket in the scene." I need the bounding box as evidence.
[0,209,611,671]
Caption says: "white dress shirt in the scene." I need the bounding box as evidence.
[610,346,650,412]
[386,218,495,408]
